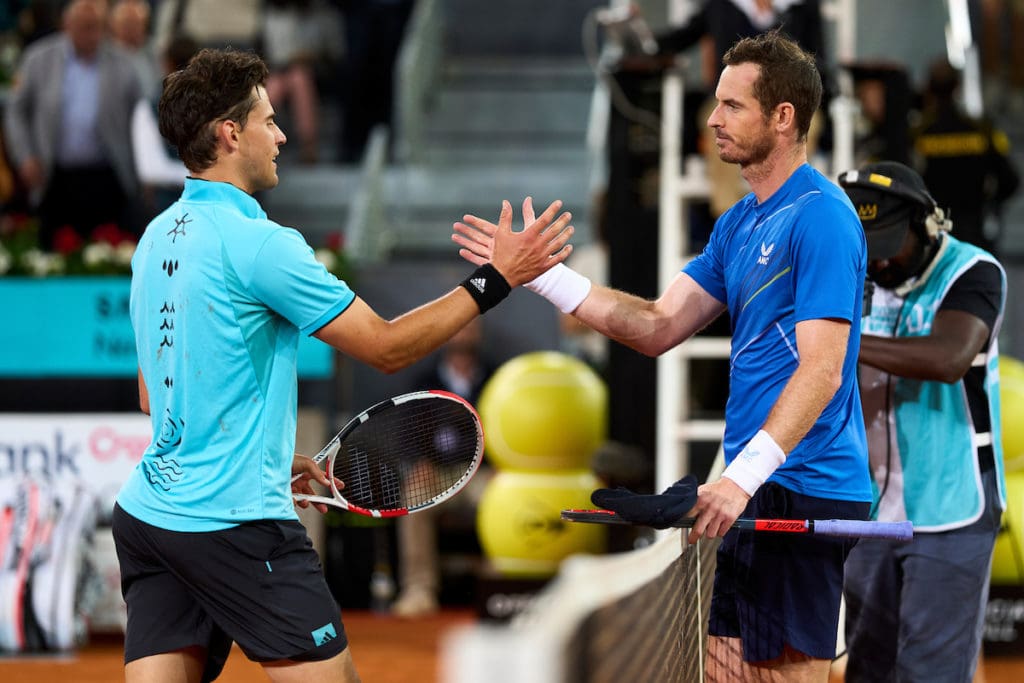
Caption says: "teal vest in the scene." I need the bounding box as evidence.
[860,235,1006,530]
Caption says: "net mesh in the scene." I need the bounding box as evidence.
[564,535,718,683]
[442,531,720,683]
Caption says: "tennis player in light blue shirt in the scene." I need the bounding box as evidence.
[123,178,356,531]
[113,48,575,683]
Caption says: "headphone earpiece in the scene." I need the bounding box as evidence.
[924,205,952,238]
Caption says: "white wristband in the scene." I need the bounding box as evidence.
[722,430,786,497]
[525,263,592,314]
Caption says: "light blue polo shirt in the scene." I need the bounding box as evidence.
[120,178,355,531]
[684,164,872,502]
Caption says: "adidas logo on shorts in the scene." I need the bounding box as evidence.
[311,622,337,647]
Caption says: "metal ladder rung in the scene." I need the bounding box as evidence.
[676,420,726,441]
[665,337,731,359]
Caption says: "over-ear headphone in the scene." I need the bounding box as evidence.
[838,168,953,239]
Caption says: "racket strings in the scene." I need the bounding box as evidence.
[331,399,480,511]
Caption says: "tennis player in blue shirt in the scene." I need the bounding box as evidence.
[454,31,872,683]
[114,47,574,683]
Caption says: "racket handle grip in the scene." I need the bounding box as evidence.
[813,519,913,541]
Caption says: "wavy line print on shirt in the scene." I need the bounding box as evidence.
[143,458,183,491]
[145,411,185,491]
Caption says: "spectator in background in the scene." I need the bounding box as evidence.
[131,34,198,218]
[3,0,143,249]
[333,0,414,163]
[151,0,263,57]
[392,317,495,617]
[842,61,915,168]
[263,0,322,164]
[912,58,1020,257]
[109,0,161,102]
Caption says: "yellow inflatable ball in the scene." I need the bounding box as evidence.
[476,469,607,578]
[1001,354,1024,384]
[992,471,1024,585]
[478,351,607,472]
[1000,373,1024,473]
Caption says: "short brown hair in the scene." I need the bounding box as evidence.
[722,31,822,141]
[158,48,269,172]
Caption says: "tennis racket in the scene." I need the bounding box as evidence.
[561,508,914,542]
[292,390,484,517]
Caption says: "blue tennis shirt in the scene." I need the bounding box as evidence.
[684,164,872,502]
[120,178,355,531]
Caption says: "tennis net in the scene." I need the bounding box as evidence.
[441,531,719,683]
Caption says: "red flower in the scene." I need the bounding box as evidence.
[53,225,83,254]
[325,232,345,251]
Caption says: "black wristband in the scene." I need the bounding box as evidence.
[460,263,511,313]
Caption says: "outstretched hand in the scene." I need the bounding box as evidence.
[291,454,343,514]
[452,197,574,286]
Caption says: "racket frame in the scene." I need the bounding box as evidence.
[293,390,484,517]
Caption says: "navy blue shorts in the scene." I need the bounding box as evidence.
[708,482,869,662]
[112,504,348,679]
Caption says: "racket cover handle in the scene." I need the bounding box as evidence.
[811,519,913,541]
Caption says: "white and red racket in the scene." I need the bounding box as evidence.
[561,509,914,541]
[293,390,484,517]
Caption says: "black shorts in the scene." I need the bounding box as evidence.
[112,504,348,678]
[708,482,869,662]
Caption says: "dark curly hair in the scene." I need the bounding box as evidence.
[723,30,822,142]
[158,48,270,172]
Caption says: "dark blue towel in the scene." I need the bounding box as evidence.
[590,474,699,529]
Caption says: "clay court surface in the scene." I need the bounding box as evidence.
[1,609,1022,682]
[0,609,474,683]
